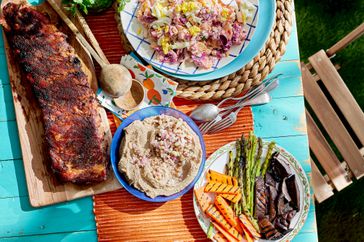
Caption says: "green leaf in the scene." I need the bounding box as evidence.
[117,0,131,11]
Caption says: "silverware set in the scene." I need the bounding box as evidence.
[190,74,282,134]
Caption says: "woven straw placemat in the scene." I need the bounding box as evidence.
[116,0,293,100]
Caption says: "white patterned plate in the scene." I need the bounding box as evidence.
[120,0,259,75]
[193,140,310,242]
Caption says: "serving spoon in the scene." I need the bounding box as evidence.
[47,0,132,98]
[190,75,280,122]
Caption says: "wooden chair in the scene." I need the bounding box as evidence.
[301,22,364,203]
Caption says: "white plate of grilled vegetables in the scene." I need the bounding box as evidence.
[193,132,310,242]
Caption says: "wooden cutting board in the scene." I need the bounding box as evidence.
[1,0,121,207]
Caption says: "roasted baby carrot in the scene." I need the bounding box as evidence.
[215,195,237,227]
[234,217,244,234]
[213,232,228,242]
[204,182,239,194]
[221,192,242,203]
[212,222,241,242]
[206,205,243,241]
[207,170,238,186]
[239,214,261,239]
[242,227,254,242]
[194,187,212,212]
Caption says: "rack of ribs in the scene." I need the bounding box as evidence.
[2,2,108,184]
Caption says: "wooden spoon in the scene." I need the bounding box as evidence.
[47,0,132,98]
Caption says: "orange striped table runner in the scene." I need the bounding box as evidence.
[86,9,254,241]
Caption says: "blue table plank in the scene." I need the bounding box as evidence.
[252,96,307,138]
[281,30,300,61]
[262,135,311,173]
[0,196,96,237]
[280,16,300,62]
[0,84,16,121]
[0,27,4,49]
[0,122,22,161]
[301,202,318,233]
[269,61,301,79]
[0,159,28,198]
[267,62,303,98]
[292,232,318,242]
[0,231,97,242]
[0,54,10,85]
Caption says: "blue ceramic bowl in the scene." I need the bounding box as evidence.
[110,106,206,202]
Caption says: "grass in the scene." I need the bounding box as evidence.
[295,0,364,241]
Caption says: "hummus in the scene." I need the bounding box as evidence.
[119,114,202,198]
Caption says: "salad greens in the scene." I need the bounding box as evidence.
[62,0,114,15]
[116,0,130,12]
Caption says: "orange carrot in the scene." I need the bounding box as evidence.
[212,222,239,242]
[221,192,242,203]
[213,232,228,242]
[206,205,231,231]
[207,170,238,186]
[242,227,254,242]
[204,182,239,194]
[194,187,212,212]
[215,195,237,227]
[234,217,244,234]
[206,205,243,241]
[239,214,261,239]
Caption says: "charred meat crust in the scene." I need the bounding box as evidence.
[2,3,108,184]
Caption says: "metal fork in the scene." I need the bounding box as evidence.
[199,92,271,134]
[206,92,272,134]
[199,76,279,134]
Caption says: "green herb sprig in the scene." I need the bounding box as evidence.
[116,0,130,12]
[62,0,96,15]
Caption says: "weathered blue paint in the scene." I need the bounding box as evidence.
[0,122,22,160]
[0,231,97,242]
[252,96,306,138]
[0,54,10,85]
[281,29,300,61]
[261,135,311,173]
[292,232,318,242]
[0,84,16,121]
[270,61,302,79]
[0,159,28,198]
[0,0,318,240]
[0,26,4,49]
[267,62,303,98]
[0,196,96,237]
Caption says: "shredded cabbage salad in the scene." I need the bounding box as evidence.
[137,0,255,69]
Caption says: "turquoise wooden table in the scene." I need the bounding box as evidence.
[0,1,318,241]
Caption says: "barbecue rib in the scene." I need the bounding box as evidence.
[2,3,108,184]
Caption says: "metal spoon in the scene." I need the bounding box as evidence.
[205,93,272,134]
[198,92,271,133]
[190,75,280,122]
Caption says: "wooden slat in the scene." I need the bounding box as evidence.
[310,159,334,203]
[306,110,352,191]
[309,50,364,145]
[301,63,364,178]
[326,22,364,57]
